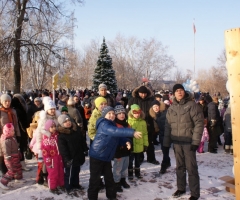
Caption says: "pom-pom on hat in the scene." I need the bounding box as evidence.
[138,86,148,93]
[58,114,71,127]
[3,123,14,136]
[44,120,56,131]
[44,100,56,111]
[114,104,126,115]
[98,83,107,90]
[94,97,107,109]
[172,84,185,94]
[151,100,160,107]
[101,106,114,117]
[0,94,11,104]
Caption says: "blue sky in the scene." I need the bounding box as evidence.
[69,0,240,74]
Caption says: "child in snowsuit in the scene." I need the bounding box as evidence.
[113,104,132,192]
[57,114,86,195]
[127,104,149,179]
[0,123,22,189]
[88,106,142,200]
[197,120,209,153]
[42,119,64,194]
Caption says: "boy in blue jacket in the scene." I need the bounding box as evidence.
[88,106,142,200]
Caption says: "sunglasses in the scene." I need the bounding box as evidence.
[132,110,141,114]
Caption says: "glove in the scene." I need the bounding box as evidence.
[66,159,73,167]
[144,146,148,152]
[190,145,199,152]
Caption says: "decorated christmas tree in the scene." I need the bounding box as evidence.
[92,37,117,93]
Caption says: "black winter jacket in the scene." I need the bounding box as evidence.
[207,102,220,125]
[57,122,86,167]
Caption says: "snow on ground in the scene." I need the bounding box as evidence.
[0,136,235,200]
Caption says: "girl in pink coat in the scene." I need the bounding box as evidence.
[197,126,209,153]
[41,119,64,194]
[0,123,22,190]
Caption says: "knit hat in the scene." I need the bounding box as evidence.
[44,120,56,131]
[34,97,41,102]
[164,100,170,106]
[44,100,56,111]
[138,86,148,93]
[2,123,14,137]
[101,106,114,117]
[61,106,68,112]
[114,104,126,115]
[98,83,107,90]
[173,84,185,94]
[155,94,162,98]
[0,94,11,104]
[95,97,107,109]
[151,100,160,107]
[58,114,71,127]
[67,96,75,106]
[130,104,141,115]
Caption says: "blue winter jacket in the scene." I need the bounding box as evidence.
[89,117,134,162]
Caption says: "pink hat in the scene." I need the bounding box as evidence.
[44,120,56,131]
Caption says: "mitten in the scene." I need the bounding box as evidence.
[144,146,148,152]
[190,145,199,152]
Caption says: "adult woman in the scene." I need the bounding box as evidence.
[0,94,21,175]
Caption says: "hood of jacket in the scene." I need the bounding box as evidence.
[131,85,154,100]
[128,109,145,120]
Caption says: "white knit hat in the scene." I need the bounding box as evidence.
[44,100,56,111]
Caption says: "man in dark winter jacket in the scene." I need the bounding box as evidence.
[127,85,159,165]
[163,84,204,200]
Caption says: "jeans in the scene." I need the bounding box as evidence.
[113,156,129,182]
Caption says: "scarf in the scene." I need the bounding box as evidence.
[115,118,129,128]
[0,107,13,123]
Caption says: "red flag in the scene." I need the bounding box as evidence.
[193,23,196,34]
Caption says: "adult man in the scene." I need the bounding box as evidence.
[127,85,159,164]
[91,84,115,110]
[163,84,204,200]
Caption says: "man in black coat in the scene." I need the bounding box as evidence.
[127,85,159,165]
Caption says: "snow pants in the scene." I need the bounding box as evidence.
[64,165,80,192]
[0,154,22,185]
[173,144,200,198]
[197,142,204,153]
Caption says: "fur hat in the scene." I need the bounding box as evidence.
[101,106,114,117]
[44,100,56,111]
[94,97,107,109]
[98,83,107,90]
[151,100,160,107]
[58,114,71,127]
[138,86,148,93]
[0,94,11,104]
[44,119,56,131]
[173,84,185,94]
[114,104,126,115]
[67,96,75,106]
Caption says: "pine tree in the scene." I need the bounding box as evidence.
[92,37,118,93]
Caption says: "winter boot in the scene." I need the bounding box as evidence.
[115,182,123,192]
[134,168,142,179]
[120,178,130,188]
[128,169,134,180]
[20,161,31,171]
[37,170,44,185]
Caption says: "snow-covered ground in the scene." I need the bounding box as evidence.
[0,135,235,200]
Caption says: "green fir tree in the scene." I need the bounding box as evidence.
[92,37,118,93]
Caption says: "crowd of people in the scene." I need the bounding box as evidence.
[0,82,232,200]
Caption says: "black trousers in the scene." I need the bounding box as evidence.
[208,126,220,151]
[64,165,80,192]
[129,152,141,169]
[146,133,157,162]
[159,136,171,165]
[173,144,200,198]
[88,157,116,200]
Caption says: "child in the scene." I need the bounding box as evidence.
[88,97,107,144]
[83,102,92,121]
[61,106,68,114]
[197,121,209,153]
[149,100,171,174]
[57,114,86,195]
[127,104,148,179]
[113,104,132,192]
[42,119,64,194]
[88,106,142,200]
[0,123,22,189]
